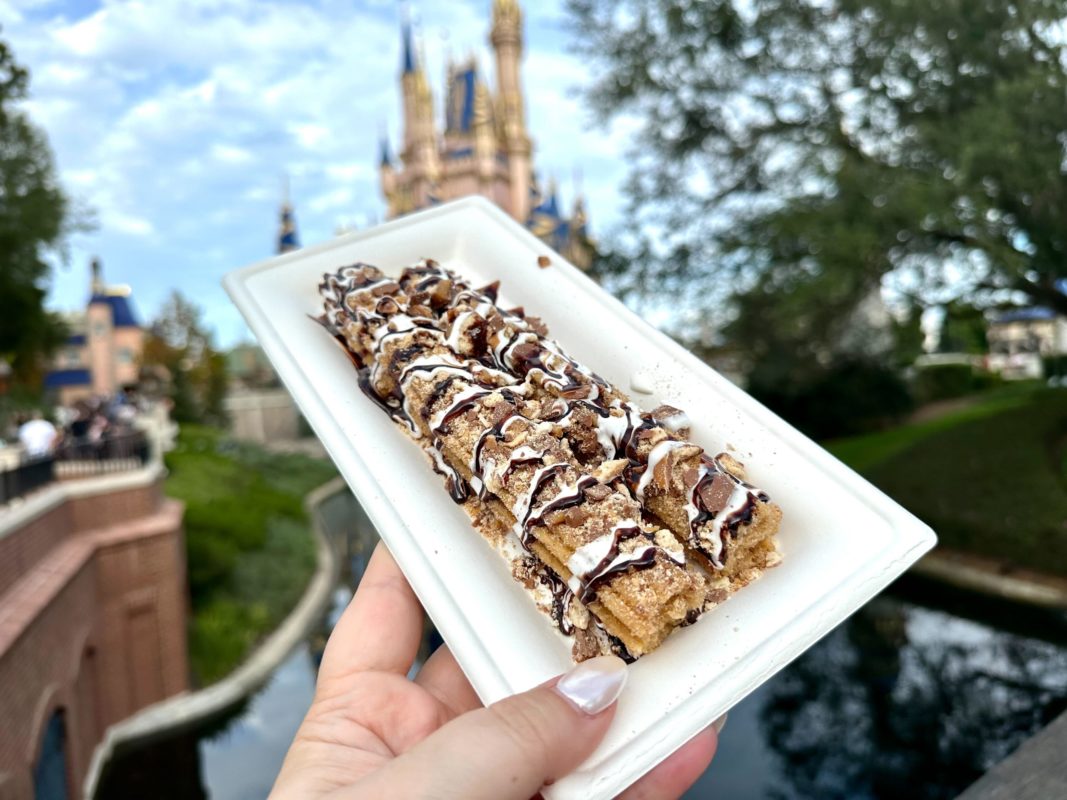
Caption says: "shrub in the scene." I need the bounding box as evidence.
[184,529,238,599]
[187,597,270,685]
[912,363,975,402]
[912,363,1003,404]
[749,359,914,440]
[164,424,337,685]
[1043,355,1067,378]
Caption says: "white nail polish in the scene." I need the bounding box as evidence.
[554,655,628,715]
[712,713,728,734]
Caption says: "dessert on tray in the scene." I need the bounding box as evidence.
[317,259,781,661]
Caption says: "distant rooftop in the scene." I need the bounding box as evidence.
[44,368,91,388]
[89,292,140,328]
[993,281,1066,324]
[993,307,1057,323]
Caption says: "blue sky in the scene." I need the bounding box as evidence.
[3,0,638,346]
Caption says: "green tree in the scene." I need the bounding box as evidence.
[570,0,1067,366]
[890,304,926,368]
[143,292,229,425]
[937,302,989,354]
[0,31,77,382]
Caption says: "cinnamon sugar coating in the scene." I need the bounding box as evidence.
[318,260,782,661]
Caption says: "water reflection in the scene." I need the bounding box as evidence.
[687,596,1067,799]
[96,491,1067,799]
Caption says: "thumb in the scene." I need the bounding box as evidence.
[346,655,628,800]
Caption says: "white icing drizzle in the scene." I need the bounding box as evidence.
[567,519,642,579]
[593,404,643,459]
[524,474,597,530]
[342,275,397,307]
[321,262,767,648]
[429,384,492,433]
[492,445,544,486]
[699,474,752,569]
[510,463,567,544]
[445,310,477,352]
[661,538,686,565]
[397,360,480,436]
[565,521,661,601]
[636,440,689,501]
[659,411,691,433]
[426,437,464,495]
[497,330,539,369]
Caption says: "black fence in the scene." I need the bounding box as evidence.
[55,430,150,463]
[0,456,55,506]
[0,431,150,505]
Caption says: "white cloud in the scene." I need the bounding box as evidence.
[6,0,638,345]
[288,122,331,150]
[103,209,155,237]
[211,143,255,165]
[308,186,354,214]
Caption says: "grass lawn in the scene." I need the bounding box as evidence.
[165,425,337,685]
[825,386,1067,576]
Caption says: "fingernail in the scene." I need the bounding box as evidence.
[554,655,628,715]
[712,713,728,734]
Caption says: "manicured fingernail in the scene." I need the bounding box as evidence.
[712,713,728,734]
[554,655,628,715]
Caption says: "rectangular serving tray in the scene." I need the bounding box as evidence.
[223,196,936,800]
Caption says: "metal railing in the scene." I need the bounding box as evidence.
[1,431,150,505]
[0,456,55,506]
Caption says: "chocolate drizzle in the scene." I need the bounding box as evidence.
[683,456,767,568]
[525,474,597,531]
[567,522,662,604]
[514,463,569,546]
[538,570,574,635]
[316,260,777,660]
[432,387,494,434]
[421,375,465,422]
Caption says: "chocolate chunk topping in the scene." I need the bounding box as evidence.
[564,506,590,527]
[526,316,550,336]
[698,473,735,513]
[584,483,612,502]
[428,278,453,308]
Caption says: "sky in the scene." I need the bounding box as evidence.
[3,0,638,347]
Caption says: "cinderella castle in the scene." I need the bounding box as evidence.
[376,0,594,269]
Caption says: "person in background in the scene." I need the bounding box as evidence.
[17,411,58,459]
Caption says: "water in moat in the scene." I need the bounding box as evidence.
[96,489,1067,799]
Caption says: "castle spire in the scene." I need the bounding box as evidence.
[401,14,415,75]
[490,0,531,222]
[90,256,104,295]
[277,175,299,254]
[379,129,393,167]
[399,13,422,154]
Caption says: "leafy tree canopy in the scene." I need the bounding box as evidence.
[569,0,1067,369]
[144,292,228,425]
[0,30,77,382]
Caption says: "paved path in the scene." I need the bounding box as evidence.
[957,709,1067,799]
[914,548,1067,609]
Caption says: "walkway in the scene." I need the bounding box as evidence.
[958,708,1067,799]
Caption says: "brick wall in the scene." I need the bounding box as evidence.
[0,472,187,800]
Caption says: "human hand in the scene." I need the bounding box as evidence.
[271,542,717,800]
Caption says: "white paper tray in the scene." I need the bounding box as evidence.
[223,196,935,800]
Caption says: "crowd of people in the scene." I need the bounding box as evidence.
[4,390,147,462]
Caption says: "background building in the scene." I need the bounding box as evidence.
[378,0,595,269]
[44,259,144,404]
[987,306,1067,379]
